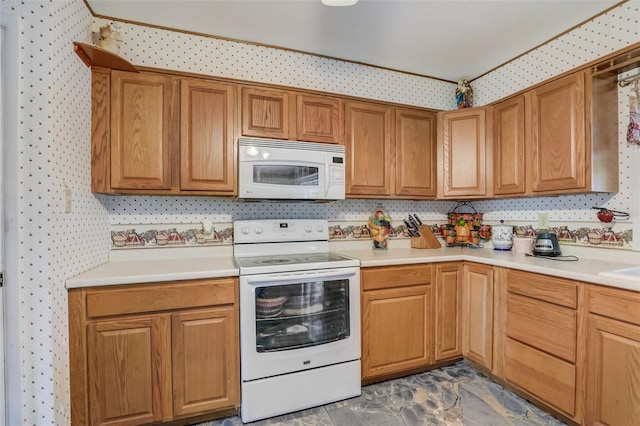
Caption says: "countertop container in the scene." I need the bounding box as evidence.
[492,221,513,251]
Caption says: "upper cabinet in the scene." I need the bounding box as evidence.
[437,107,493,199]
[240,86,342,144]
[109,71,174,191]
[240,86,291,140]
[344,101,437,199]
[493,96,526,196]
[492,69,618,197]
[395,108,437,198]
[92,69,236,196]
[344,101,394,197]
[296,94,342,144]
[180,79,236,192]
[528,71,588,193]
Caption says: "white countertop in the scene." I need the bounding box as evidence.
[66,246,238,289]
[67,242,640,292]
[334,245,640,292]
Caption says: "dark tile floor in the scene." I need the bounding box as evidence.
[200,362,566,425]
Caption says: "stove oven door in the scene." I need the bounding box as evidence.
[240,267,360,381]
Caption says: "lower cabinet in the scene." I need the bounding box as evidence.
[502,270,581,421]
[69,278,240,426]
[462,263,493,369]
[361,264,432,381]
[586,285,640,426]
[358,262,640,425]
[433,262,463,361]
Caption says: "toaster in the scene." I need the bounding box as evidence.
[533,233,562,257]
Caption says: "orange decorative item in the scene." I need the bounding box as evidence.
[455,219,471,243]
[369,205,391,250]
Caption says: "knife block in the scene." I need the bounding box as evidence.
[410,225,441,249]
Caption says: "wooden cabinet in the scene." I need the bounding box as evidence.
[493,96,526,196]
[92,69,236,195]
[492,69,618,197]
[69,278,240,426]
[433,263,462,361]
[345,101,394,197]
[296,94,342,144]
[88,316,169,425]
[172,307,238,416]
[180,79,236,192]
[395,107,437,198]
[345,101,437,199]
[437,106,493,199]
[462,263,494,369]
[109,71,174,190]
[503,270,581,420]
[361,264,432,381]
[240,86,342,144]
[240,86,291,139]
[528,71,587,193]
[586,285,640,426]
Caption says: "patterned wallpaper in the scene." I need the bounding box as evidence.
[1,0,638,425]
[104,0,639,240]
[1,0,108,424]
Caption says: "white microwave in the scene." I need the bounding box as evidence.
[237,137,346,201]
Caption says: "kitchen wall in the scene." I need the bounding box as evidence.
[1,0,638,425]
[104,1,639,240]
[1,1,108,424]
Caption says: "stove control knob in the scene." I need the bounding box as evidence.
[241,226,250,235]
[255,226,263,234]
[305,225,313,233]
[316,224,324,233]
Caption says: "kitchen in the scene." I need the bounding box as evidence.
[1,0,639,425]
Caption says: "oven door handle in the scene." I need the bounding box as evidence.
[244,268,356,284]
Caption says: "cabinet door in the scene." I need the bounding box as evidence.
[493,96,526,195]
[437,107,491,198]
[241,86,290,139]
[88,316,170,426]
[111,71,174,190]
[586,315,640,426]
[528,71,586,193]
[172,307,240,416]
[462,263,494,369]
[180,79,236,192]
[434,263,463,361]
[395,108,437,198]
[362,285,432,379]
[344,101,394,196]
[296,94,342,144]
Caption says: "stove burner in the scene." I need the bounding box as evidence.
[260,258,294,265]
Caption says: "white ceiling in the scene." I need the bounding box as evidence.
[86,0,622,82]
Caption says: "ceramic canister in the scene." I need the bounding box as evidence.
[491,221,513,250]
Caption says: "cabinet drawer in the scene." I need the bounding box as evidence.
[86,278,238,318]
[505,338,576,416]
[506,293,576,362]
[589,284,640,326]
[507,270,577,308]
[362,264,431,291]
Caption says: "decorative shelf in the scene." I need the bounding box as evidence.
[73,42,138,73]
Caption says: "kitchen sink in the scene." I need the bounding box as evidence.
[599,266,640,281]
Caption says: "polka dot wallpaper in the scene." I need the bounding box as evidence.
[1,0,638,424]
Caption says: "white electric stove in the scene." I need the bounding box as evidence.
[233,219,361,423]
